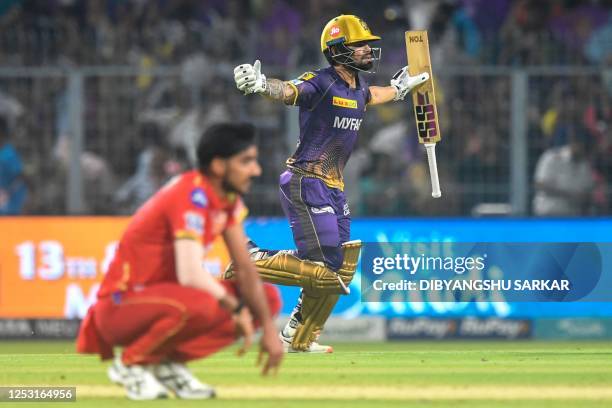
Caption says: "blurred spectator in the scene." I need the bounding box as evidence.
[532,126,595,216]
[458,125,508,214]
[168,91,231,166]
[0,0,610,217]
[254,0,301,68]
[583,84,611,144]
[0,116,27,215]
[460,0,511,63]
[593,126,612,213]
[431,1,481,64]
[0,0,608,67]
[499,0,551,65]
[461,0,511,38]
[114,123,172,214]
[549,0,610,64]
[585,14,612,65]
[360,152,402,215]
[0,89,25,120]
[54,135,116,214]
[590,87,612,212]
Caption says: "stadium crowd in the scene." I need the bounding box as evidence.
[0,0,610,216]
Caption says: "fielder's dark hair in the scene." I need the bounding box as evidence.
[197,123,257,171]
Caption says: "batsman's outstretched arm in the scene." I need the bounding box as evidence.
[371,66,430,105]
[264,78,297,104]
[234,60,296,105]
[368,86,401,105]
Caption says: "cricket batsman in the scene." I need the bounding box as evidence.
[76,123,283,400]
[229,15,430,353]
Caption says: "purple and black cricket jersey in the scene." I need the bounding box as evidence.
[286,66,371,191]
[278,66,371,270]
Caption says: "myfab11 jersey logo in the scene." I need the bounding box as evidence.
[333,116,362,130]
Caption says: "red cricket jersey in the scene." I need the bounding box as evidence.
[98,170,244,297]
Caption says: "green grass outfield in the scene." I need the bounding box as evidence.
[1,341,612,407]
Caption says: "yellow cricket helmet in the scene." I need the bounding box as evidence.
[320,15,381,53]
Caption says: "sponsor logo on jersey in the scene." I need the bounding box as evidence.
[330,26,341,37]
[333,116,363,131]
[310,206,335,215]
[332,96,358,109]
[298,72,316,81]
[190,188,208,208]
[184,211,204,235]
[343,203,351,216]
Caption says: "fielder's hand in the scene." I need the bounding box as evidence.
[390,66,430,101]
[234,60,267,95]
[233,307,254,356]
[257,324,284,376]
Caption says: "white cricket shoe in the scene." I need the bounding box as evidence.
[107,356,128,385]
[107,357,169,400]
[152,362,216,400]
[279,329,333,354]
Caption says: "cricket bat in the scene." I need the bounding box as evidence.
[405,30,442,198]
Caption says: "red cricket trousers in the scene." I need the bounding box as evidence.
[76,281,281,365]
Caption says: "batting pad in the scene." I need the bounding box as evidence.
[224,240,362,296]
[291,292,339,351]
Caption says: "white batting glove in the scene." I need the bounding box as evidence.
[234,60,267,95]
[390,66,430,101]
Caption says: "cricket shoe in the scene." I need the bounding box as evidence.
[279,329,333,354]
[152,362,216,400]
[107,357,169,400]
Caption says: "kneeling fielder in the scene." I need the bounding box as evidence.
[77,124,283,400]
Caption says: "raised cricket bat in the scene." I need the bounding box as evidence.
[405,30,442,198]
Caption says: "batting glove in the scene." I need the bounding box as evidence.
[234,60,267,95]
[390,66,430,101]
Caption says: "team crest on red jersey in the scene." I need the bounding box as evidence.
[190,188,208,208]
